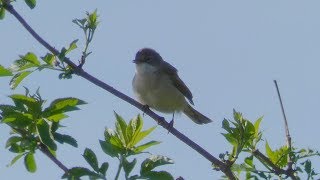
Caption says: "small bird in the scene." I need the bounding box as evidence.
[132,48,212,125]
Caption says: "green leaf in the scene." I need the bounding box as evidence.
[72,18,87,28]
[59,40,78,60]
[9,143,24,153]
[7,153,25,167]
[99,162,109,176]
[122,157,137,176]
[132,126,156,147]
[222,119,231,133]
[83,148,99,171]
[9,71,32,89]
[265,142,288,168]
[25,0,36,9]
[43,97,86,116]
[99,140,120,158]
[242,120,255,148]
[9,94,42,114]
[0,65,12,76]
[10,53,40,72]
[87,10,99,29]
[302,159,317,179]
[265,141,274,159]
[62,167,101,179]
[2,112,34,128]
[127,117,138,138]
[20,138,34,150]
[51,122,59,132]
[222,133,238,147]
[58,48,68,60]
[10,94,36,104]
[36,119,57,151]
[142,171,174,180]
[23,52,40,66]
[66,39,78,54]
[254,117,263,136]
[24,152,37,173]
[141,155,174,175]
[0,105,20,115]
[46,113,68,122]
[244,120,255,137]
[5,136,22,148]
[41,53,55,65]
[114,112,129,145]
[127,115,143,147]
[233,110,243,123]
[53,133,78,147]
[304,159,312,174]
[134,141,161,153]
[104,128,123,148]
[244,156,254,168]
[0,7,5,20]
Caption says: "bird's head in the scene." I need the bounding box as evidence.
[133,48,163,66]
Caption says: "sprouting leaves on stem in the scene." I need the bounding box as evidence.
[0,50,79,89]
[221,110,262,163]
[220,110,320,179]
[100,112,159,157]
[72,10,98,60]
[0,88,85,172]
[64,114,173,180]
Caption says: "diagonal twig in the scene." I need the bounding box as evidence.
[274,80,292,152]
[274,80,296,180]
[10,126,69,174]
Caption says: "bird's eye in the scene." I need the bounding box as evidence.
[144,56,151,61]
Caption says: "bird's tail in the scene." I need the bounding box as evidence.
[183,104,212,125]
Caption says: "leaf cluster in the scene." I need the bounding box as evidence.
[1,89,85,173]
[0,10,99,87]
[221,110,320,179]
[63,113,174,180]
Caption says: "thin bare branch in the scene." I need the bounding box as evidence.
[273,80,292,151]
[274,80,296,178]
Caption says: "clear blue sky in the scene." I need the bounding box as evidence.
[1,0,320,179]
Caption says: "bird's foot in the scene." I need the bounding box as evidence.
[167,119,174,134]
[141,104,150,116]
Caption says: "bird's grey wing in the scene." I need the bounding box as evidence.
[160,61,194,105]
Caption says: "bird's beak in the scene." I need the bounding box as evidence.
[132,59,137,63]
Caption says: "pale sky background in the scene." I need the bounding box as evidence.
[1,0,320,179]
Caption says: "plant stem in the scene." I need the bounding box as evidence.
[10,126,69,174]
[115,161,122,180]
[274,80,297,180]
[274,80,292,151]
[38,143,69,173]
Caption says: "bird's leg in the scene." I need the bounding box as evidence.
[167,113,175,133]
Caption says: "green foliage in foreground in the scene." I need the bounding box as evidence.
[63,113,174,180]
[0,90,174,179]
[220,110,320,179]
[1,89,84,172]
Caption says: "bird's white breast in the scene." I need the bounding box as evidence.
[132,63,187,113]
